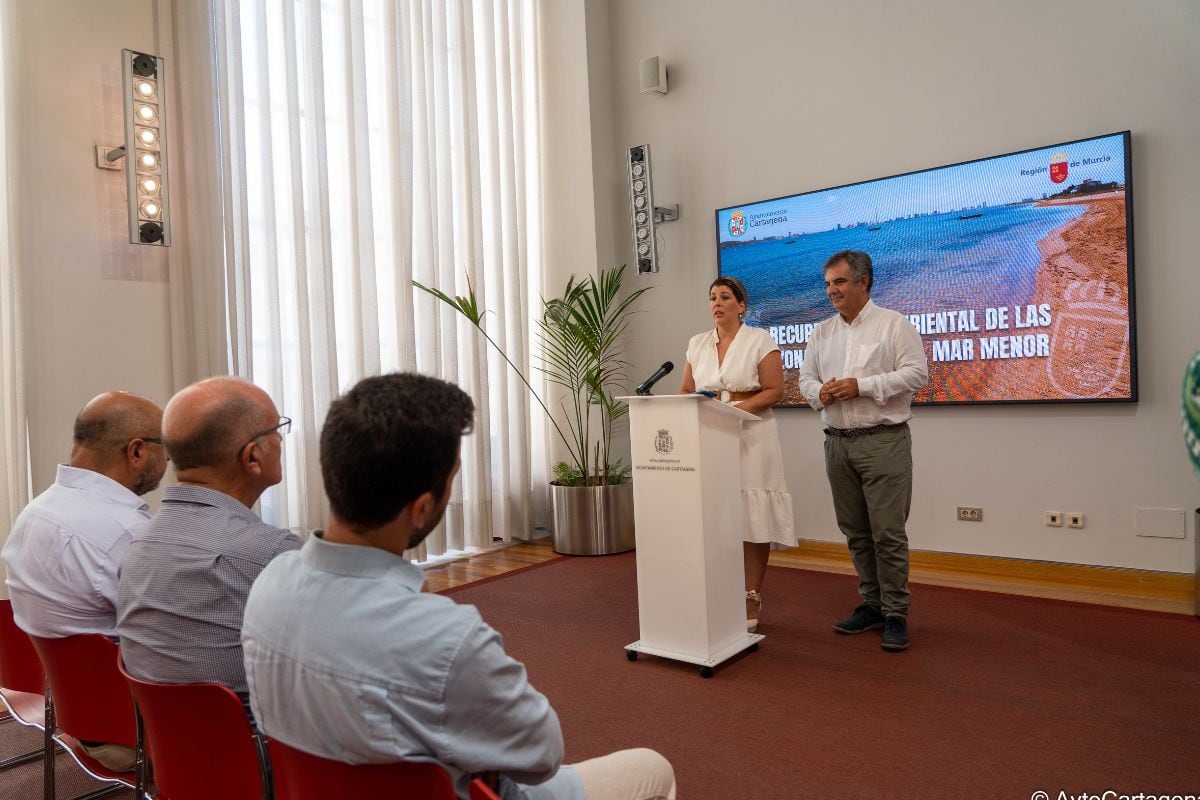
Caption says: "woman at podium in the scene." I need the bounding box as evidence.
[678,276,796,632]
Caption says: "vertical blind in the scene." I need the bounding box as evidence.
[209,0,543,555]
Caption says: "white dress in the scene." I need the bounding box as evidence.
[686,325,797,546]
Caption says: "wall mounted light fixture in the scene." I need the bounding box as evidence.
[95,49,171,246]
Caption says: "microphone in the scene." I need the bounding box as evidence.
[635,361,674,396]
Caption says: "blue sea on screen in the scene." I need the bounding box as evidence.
[723,203,1087,330]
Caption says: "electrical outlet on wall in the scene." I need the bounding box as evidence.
[1068,513,1085,529]
[957,506,983,522]
[1045,511,1063,527]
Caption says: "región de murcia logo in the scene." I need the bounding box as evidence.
[654,429,674,455]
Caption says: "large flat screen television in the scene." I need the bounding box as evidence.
[715,131,1135,405]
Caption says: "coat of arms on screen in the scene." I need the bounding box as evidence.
[729,210,746,237]
[1049,152,1069,184]
[654,429,674,455]
[1047,279,1129,398]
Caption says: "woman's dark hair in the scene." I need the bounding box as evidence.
[710,276,749,305]
[320,373,475,530]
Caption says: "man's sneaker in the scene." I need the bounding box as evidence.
[833,604,885,634]
[881,615,910,651]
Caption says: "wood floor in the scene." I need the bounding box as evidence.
[425,536,1197,616]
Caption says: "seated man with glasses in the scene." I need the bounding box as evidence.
[2,390,168,772]
[117,376,300,705]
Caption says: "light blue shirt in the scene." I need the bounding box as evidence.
[2,465,148,638]
[242,534,583,800]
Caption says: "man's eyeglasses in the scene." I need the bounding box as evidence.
[242,416,292,451]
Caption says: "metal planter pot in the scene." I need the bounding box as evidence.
[551,481,635,556]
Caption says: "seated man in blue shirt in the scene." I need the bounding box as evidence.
[242,373,675,800]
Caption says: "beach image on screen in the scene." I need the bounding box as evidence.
[715,131,1134,405]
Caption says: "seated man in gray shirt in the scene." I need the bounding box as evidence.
[243,373,675,800]
[117,377,301,699]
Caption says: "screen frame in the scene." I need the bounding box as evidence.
[713,130,1137,408]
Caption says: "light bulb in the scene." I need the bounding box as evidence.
[634,196,646,209]
[137,128,158,147]
[635,211,648,224]
[139,152,158,169]
[135,80,156,99]
[139,175,160,194]
[633,179,645,193]
[637,243,650,255]
[631,164,644,178]
[136,104,157,123]
[636,227,648,240]
[139,199,161,219]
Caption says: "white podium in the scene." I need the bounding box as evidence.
[619,394,763,677]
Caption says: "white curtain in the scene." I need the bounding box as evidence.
[0,0,29,546]
[207,0,543,556]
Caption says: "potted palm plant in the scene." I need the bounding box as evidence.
[415,265,651,555]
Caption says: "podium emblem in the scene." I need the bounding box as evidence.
[654,428,674,454]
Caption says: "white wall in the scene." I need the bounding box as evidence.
[15,0,174,496]
[561,0,1199,571]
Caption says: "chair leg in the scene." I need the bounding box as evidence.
[253,729,273,800]
[67,786,127,800]
[0,747,43,770]
[43,689,55,800]
[132,701,148,800]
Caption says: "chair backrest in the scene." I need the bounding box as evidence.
[28,633,136,748]
[119,659,268,800]
[267,737,456,800]
[0,600,44,695]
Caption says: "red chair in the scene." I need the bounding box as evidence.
[267,737,456,799]
[118,658,271,800]
[29,633,145,800]
[0,599,47,770]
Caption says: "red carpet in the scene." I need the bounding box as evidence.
[445,553,1200,800]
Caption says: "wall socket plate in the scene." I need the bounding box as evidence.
[957,506,983,522]
[1045,511,1063,527]
[1068,512,1085,529]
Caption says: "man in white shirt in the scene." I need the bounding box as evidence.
[3,391,167,639]
[2,391,167,773]
[798,250,929,651]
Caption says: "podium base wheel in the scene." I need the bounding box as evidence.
[625,650,638,662]
[698,666,714,679]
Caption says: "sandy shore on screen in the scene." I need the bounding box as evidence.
[782,193,1130,405]
[916,192,1130,403]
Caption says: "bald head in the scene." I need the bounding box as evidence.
[73,392,162,454]
[163,377,280,472]
[71,391,166,495]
